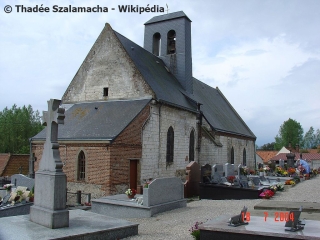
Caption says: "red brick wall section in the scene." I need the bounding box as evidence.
[32,104,150,196]
[109,105,150,194]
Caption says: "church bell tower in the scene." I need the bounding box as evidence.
[144,11,193,94]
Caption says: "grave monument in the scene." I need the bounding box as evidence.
[30,99,69,229]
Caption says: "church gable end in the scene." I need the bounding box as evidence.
[62,23,154,104]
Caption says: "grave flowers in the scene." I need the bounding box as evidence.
[3,183,14,192]
[125,188,137,199]
[240,167,248,176]
[189,221,203,240]
[227,176,235,184]
[259,189,274,199]
[288,167,296,175]
[285,180,296,186]
[276,183,284,191]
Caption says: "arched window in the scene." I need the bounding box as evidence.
[78,151,86,181]
[189,129,195,162]
[167,30,176,54]
[166,126,174,163]
[243,148,247,166]
[231,147,234,164]
[152,32,161,56]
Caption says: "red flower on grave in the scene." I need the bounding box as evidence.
[227,176,235,183]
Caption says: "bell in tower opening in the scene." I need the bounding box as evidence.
[167,30,176,54]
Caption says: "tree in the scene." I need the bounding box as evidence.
[0,104,44,154]
[301,127,315,149]
[259,142,275,150]
[301,127,320,149]
[274,118,303,151]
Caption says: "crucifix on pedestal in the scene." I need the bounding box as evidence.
[30,99,69,229]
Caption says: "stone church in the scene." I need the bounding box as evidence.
[31,11,256,197]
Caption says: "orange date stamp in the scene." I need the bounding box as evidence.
[241,212,295,222]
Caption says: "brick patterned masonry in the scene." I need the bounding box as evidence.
[32,105,150,197]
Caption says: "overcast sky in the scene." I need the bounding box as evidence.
[1,0,319,147]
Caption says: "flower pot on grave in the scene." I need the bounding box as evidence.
[127,194,135,199]
[259,172,264,177]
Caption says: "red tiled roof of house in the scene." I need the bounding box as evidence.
[256,151,278,163]
[307,149,320,154]
[0,154,29,177]
[270,153,320,161]
[0,153,10,176]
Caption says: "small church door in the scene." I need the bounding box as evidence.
[129,159,138,190]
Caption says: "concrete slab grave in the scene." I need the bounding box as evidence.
[91,177,187,218]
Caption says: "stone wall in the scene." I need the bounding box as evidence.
[62,23,154,103]
[199,119,255,170]
[141,103,197,182]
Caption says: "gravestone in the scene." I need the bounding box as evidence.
[11,174,35,191]
[211,164,224,184]
[143,177,185,207]
[30,99,69,229]
[184,161,200,198]
[250,176,261,186]
[238,164,249,188]
[211,164,224,178]
[201,164,212,183]
[279,159,284,169]
[225,163,235,177]
[286,153,295,168]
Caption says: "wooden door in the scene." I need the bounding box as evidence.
[130,160,138,190]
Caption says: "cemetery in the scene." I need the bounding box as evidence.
[0,98,318,239]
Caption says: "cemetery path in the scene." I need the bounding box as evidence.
[123,176,320,240]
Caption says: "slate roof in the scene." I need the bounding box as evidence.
[115,31,256,139]
[114,31,197,113]
[32,99,150,141]
[270,153,320,161]
[144,11,191,25]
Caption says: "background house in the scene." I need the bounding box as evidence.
[31,11,256,198]
[0,153,29,177]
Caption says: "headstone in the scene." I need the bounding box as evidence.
[279,159,284,168]
[184,161,200,198]
[143,177,184,207]
[211,164,224,178]
[224,163,235,177]
[211,174,221,184]
[286,153,295,168]
[201,164,212,183]
[237,164,247,180]
[11,174,35,191]
[250,176,261,186]
[30,99,69,229]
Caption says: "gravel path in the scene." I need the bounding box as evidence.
[124,176,320,240]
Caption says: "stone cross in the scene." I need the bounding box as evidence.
[39,99,65,172]
[30,99,69,229]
